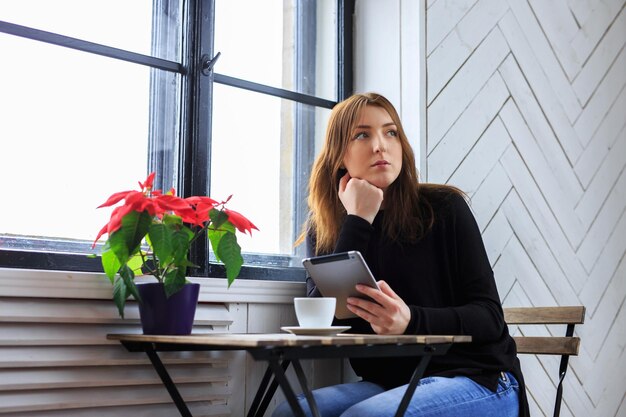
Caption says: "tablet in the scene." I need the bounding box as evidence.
[302,251,380,319]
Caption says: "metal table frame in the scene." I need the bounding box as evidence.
[115,335,460,417]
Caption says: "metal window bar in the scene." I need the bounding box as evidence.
[0,20,183,73]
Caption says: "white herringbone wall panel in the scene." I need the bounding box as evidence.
[426,0,626,416]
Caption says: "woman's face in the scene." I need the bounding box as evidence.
[342,105,403,191]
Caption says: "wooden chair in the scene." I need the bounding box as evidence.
[503,306,586,417]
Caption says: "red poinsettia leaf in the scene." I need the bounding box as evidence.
[128,193,151,210]
[97,190,134,208]
[115,192,152,217]
[142,172,156,189]
[224,208,258,235]
[156,195,192,213]
[107,204,135,234]
[92,203,135,247]
[185,196,219,206]
[173,207,192,222]
[92,223,109,248]
[124,191,145,205]
[177,212,197,225]
[193,205,212,224]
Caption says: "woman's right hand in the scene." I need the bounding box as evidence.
[338,172,383,224]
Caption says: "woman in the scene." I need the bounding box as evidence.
[273,93,528,417]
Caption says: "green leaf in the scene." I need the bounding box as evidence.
[112,276,128,318]
[127,253,144,275]
[124,210,152,253]
[207,227,226,262]
[162,213,183,226]
[209,208,229,229]
[171,230,191,264]
[102,249,121,283]
[216,232,243,287]
[182,225,195,241]
[221,221,236,234]
[164,267,187,297]
[149,223,173,264]
[118,211,152,261]
[208,220,236,263]
[119,265,141,302]
[107,211,152,266]
[108,229,130,266]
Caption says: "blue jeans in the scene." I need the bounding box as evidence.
[272,372,519,417]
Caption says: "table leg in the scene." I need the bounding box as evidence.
[292,359,322,417]
[393,352,433,417]
[267,357,308,417]
[145,347,193,417]
[247,360,290,417]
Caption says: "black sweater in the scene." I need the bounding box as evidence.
[306,190,529,417]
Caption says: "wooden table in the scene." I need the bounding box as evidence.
[108,333,471,417]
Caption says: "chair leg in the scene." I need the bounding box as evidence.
[553,354,570,417]
[553,324,575,417]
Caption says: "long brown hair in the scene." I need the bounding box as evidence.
[297,92,462,254]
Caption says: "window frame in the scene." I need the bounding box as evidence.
[0,0,354,281]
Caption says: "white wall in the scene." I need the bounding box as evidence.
[359,1,626,416]
[424,0,626,416]
[354,0,426,175]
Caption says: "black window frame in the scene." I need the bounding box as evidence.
[0,0,354,281]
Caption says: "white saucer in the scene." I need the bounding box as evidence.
[281,326,351,336]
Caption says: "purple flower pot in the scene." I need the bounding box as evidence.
[136,282,200,335]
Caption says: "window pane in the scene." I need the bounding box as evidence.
[0,35,179,245]
[210,84,331,256]
[0,0,182,61]
[214,0,337,101]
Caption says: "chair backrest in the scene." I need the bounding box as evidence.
[503,306,585,356]
[503,305,586,417]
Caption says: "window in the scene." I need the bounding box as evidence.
[0,0,354,280]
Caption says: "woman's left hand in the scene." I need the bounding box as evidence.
[346,280,411,335]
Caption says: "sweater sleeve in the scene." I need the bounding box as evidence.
[404,194,507,343]
[304,229,322,297]
[335,215,375,254]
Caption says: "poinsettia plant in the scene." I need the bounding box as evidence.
[93,172,257,318]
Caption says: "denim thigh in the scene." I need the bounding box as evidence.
[341,372,520,417]
[271,381,385,417]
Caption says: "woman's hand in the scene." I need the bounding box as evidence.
[346,280,411,335]
[338,172,383,224]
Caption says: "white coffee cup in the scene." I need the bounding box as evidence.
[293,297,336,328]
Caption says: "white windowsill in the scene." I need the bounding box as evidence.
[0,267,305,303]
